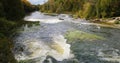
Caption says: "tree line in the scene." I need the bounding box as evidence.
[40,0,120,19]
[0,0,38,20]
[0,0,25,20]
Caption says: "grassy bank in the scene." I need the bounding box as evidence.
[0,0,39,62]
[0,18,40,63]
[0,38,18,63]
[0,18,27,63]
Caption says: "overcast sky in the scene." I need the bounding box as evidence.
[28,0,48,5]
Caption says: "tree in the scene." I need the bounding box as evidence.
[0,2,5,17]
[21,0,39,13]
[1,0,25,20]
[41,0,120,18]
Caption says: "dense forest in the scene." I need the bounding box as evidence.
[0,0,38,63]
[0,0,38,20]
[0,0,25,20]
[40,0,120,18]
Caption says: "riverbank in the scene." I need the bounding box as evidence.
[0,18,29,63]
[0,17,40,63]
[87,17,120,29]
[90,17,120,24]
[39,11,120,29]
[0,18,22,63]
[14,11,120,63]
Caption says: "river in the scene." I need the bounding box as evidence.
[13,11,120,63]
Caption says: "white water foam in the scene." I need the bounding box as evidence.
[14,35,73,62]
[24,11,63,24]
[14,11,75,62]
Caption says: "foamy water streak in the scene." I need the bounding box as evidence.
[98,49,120,62]
[14,11,76,62]
[14,11,120,63]
[14,35,73,62]
[24,11,63,24]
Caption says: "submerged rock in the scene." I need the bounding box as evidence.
[65,30,105,43]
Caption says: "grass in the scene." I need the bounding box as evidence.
[0,38,18,63]
[0,18,22,63]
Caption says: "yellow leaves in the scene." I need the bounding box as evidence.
[81,2,93,18]
[21,0,31,6]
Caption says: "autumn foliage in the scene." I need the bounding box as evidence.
[40,0,120,18]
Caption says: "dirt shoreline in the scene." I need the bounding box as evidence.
[90,17,120,24]
[86,17,120,29]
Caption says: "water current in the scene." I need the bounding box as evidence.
[13,11,120,63]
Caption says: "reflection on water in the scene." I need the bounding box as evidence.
[14,11,120,63]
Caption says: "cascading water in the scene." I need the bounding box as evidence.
[14,11,120,63]
[14,11,76,63]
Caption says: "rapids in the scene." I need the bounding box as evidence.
[13,11,120,63]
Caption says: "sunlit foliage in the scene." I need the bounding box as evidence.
[40,0,120,18]
[21,0,39,13]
